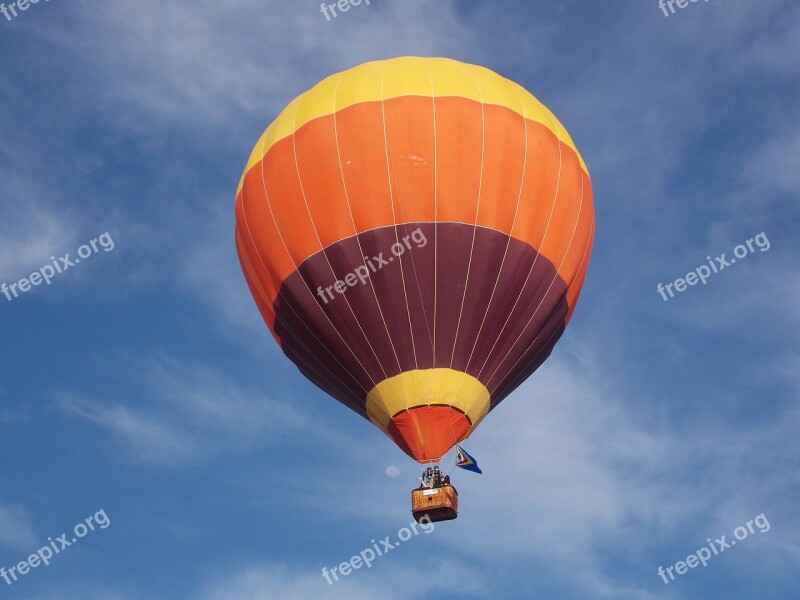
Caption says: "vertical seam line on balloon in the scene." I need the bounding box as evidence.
[449,71,487,370]
[332,70,406,382]
[375,60,416,426]
[237,221,365,410]
[372,68,418,374]
[274,214,580,269]
[474,110,565,384]
[256,100,377,397]
[444,70,488,449]
[429,64,458,462]
[429,63,439,382]
[238,186,368,409]
[462,85,531,376]
[492,214,594,401]
[428,61,446,462]
[484,167,586,391]
[377,60,421,423]
[370,61,417,452]
[290,78,395,388]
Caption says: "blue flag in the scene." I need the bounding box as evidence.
[455,446,482,474]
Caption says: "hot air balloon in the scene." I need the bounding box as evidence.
[235,57,594,521]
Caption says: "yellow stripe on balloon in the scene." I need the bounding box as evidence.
[236,56,588,196]
[365,368,491,435]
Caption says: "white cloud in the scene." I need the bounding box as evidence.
[439,347,799,597]
[178,202,271,334]
[20,585,145,600]
[45,0,476,134]
[0,502,38,551]
[748,126,800,193]
[200,560,487,600]
[2,3,795,598]
[57,354,308,465]
[291,343,799,598]
[0,199,75,284]
[17,1,483,331]
[0,390,31,423]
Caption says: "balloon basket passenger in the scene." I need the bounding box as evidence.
[411,465,458,523]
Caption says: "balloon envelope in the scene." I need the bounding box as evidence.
[235,57,594,464]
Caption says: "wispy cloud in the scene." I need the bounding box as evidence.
[57,354,307,465]
[2,2,797,598]
[19,585,146,600]
[442,347,798,596]
[42,0,476,135]
[0,502,38,551]
[0,390,31,423]
[0,200,75,284]
[303,343,799,597]
[178,203,269,333]
[199,560,487,600]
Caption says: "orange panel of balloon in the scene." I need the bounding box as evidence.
[234,57,594,518]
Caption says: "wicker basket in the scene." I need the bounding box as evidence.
[411,485,459,522]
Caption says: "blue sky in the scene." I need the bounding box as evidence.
[1,1,798,598]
